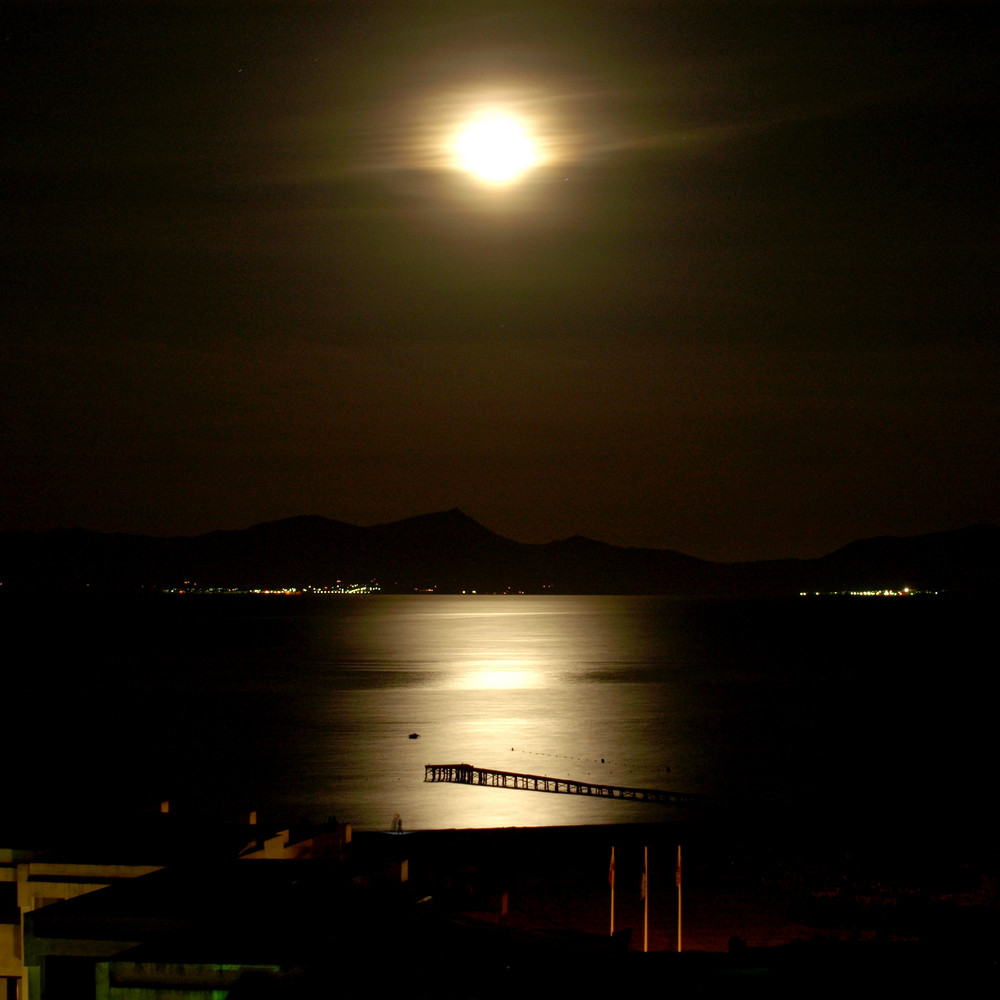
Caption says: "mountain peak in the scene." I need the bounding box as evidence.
[2,515,996,596]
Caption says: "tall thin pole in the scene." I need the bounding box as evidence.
[676,843,682,952]
[609,846,616,936]
[643,845,649,952]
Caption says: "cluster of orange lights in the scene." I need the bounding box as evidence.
[164,582,380,595]
[799,587,937,597]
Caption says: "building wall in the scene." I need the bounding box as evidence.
[7,863,161,1000]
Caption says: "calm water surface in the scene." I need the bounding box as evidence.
[8,594,991,833]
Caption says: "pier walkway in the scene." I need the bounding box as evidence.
[424,763,703,807]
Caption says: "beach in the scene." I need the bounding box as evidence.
[351,817,997,993]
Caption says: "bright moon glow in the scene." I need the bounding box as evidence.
[452,662,545,690]
[454,115,539,184]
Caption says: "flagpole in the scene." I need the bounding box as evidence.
[609,846,616,936]
[643,845,649,953]
[676,843,682,953]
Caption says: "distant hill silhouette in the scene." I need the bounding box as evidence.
[1,510,997,596]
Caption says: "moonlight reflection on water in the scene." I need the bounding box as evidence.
[310,596,684,830]
[10,593,991,834]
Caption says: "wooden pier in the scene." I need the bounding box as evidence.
[424,763,703,807]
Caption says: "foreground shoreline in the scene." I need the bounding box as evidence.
[344,819,998,995]
[355,817,998,953]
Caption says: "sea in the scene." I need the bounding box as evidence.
[6,593,993,838]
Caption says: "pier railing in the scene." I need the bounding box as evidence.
[424,763,702,807]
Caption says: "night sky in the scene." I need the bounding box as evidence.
[3,1,996,562]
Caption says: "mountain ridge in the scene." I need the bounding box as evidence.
[1,513,996,596]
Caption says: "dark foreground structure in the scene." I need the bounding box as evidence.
[3,809,997,998]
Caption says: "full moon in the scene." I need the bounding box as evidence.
[454,114,539,185]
